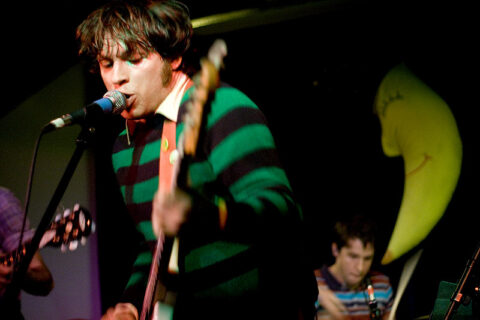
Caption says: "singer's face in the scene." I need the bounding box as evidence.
[330,238,374,289]
[97,40,174,119]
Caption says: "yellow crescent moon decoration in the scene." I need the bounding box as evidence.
[374,63,462,265]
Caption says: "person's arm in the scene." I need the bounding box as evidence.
[316,285,348,320]
[22,251,54,296]
[1,251,53,297]
[0,260,13,296]
[101,302,138,320]
[153,85,302,239]
[382,310,391,320]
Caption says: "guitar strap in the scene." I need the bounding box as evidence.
[140,118,177,320]
[161,120,181,276]
[157,118,178,318]
[159,119,177,192]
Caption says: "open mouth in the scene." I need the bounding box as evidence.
[122,93,133,109]
[123,93,131,103]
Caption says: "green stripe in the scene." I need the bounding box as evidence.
[184,241,258,298]
[120,176,158,204]
[140,138,161,164]
[181,86,257,131]
[176,122,184,143]
[194,268,259,299]
[126,271,145,288]
[133,250,153,267]
[206,87,257,129]
[112,139,161,171]
[185,241,249,272]
[210,124,275,174]
[136,221,157,242]
[188,160,216,188]
[112,148,133,172]
[230,167,291,204]
[126,247,153,289]
[248,188,289,213]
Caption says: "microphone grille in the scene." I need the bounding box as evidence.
[104,90,127,114]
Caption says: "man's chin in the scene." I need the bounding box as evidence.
[347,277,363,288]
[121,110,138,120]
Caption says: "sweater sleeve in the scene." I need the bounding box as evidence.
[179,85,302,243]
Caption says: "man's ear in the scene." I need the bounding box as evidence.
[332,243,339,257]
[171,57,182,70]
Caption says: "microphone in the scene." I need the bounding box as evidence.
[45,90,126,132]
[365,277,381,320]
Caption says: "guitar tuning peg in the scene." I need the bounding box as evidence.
[79,211,86,231]
[63,208,71,218]
[81,237,87,246]
[55,213,62,222]
[69,240,78,251]
[74,203,80,212]
[61,243,68,253]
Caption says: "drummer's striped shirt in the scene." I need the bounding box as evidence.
[315,265,393,319]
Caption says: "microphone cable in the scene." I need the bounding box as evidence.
[14,123,51,268]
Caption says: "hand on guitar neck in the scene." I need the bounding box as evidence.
[1,204,94,297]
[152,188,192,238]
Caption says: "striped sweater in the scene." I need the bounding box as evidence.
[315,265,393,319]
[112,84,313,317]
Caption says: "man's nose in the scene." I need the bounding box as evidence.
[356,259,365,273]
[112,62,128,87]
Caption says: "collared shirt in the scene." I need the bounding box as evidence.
[315,265,393,319]
[125,72,192,142]
[155,72,192,122]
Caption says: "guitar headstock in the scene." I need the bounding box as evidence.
[44,203,95,252]
[183,39,228,157]
[1,204,95,267]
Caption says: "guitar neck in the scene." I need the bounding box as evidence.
[1,205,92,267]
[0,231,54,266]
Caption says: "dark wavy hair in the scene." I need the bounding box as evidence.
[76,0,193,72]
[332,214,377,250]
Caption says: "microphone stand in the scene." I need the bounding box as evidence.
[444,241,480,320]
[1,124,97,314]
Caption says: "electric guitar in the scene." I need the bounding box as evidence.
[1,204,94,267]
[140,39,228,320]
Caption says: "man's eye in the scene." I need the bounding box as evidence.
[127,58,143,66]
[99,60,113,68]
